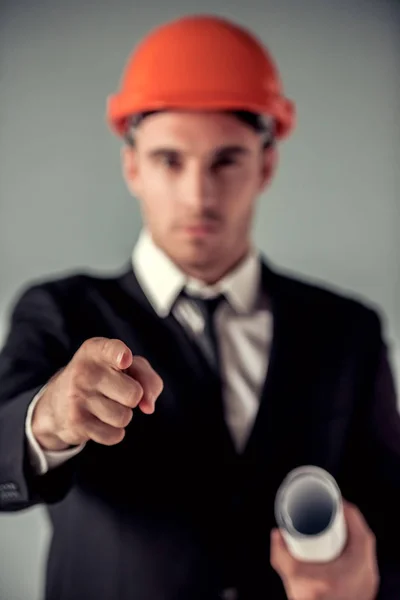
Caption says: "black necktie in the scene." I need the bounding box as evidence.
[182,292,225,376]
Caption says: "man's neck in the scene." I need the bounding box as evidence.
[132,230,261,317]
[174,247,251,286]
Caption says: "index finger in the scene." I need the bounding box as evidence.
[82,337,133,371]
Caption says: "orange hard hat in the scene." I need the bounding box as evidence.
[106,15,296,140]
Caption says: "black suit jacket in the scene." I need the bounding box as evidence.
[0,260,399,599]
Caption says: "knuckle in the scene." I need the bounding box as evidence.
[75,368,90,391]
[115,407,133,428]
[79,339,93,353]
[67,402,84,429]
[87,418,125,446]
[69,356,87,378]
[71,361,100,391]
[101,427,125,446]
[68,359,84,381]
[126,380,143,407]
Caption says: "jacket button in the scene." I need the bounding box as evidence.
[0,482,20,502]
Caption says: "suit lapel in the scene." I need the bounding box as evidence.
[242,262,319,490]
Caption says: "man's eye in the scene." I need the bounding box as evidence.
[162,155,181,168]
[213,157,237,169]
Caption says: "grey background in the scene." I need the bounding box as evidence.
[0,0,399,598]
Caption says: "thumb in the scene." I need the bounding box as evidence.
[271,528,284,546]
[270,528,287,562]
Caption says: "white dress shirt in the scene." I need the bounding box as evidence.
[25,229,273,475]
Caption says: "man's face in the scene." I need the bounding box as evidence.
[122,111,277,281]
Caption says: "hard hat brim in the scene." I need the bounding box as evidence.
[106,92,296,140]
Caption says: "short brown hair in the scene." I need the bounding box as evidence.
[124,110,275,149]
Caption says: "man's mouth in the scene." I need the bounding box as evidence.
[181,222,220,236]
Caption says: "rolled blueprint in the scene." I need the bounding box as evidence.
[274,466,347,562]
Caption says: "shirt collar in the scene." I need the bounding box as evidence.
[132,228,262,318]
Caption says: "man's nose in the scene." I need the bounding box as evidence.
[180,165,216,210]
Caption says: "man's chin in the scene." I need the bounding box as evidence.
[177,231,218,252]
[176,244,220,270]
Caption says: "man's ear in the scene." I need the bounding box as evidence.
[259,144,278,193]
[121,145,141,196]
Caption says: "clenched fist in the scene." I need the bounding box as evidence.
[31,337,164,451]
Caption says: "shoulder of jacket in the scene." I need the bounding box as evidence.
[269,263,383,333]
[12,267,124,308]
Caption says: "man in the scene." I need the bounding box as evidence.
[0,13,399,600]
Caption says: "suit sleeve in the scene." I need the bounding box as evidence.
[0,283,81,510]
[339,309,400,599]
